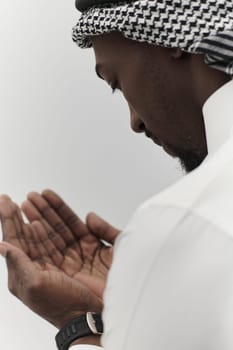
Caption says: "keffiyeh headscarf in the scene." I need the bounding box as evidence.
[72,0,233,76]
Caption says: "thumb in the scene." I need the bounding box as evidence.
[0,242,32,269]
[0,242,8,258]
[86,213,121,245]
[0,242,34,297]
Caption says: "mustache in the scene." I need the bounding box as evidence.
[144,129,153,138]
[144,129,162,146]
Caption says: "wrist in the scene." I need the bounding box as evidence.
[56,313,103,350]
[70,335,101,347]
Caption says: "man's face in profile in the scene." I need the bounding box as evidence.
[92,32,209,173]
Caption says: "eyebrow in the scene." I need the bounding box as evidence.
[95,64,104,80]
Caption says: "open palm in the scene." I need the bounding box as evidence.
[0,191,120,328]
[21,190,120,298]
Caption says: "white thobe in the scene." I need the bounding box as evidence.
[73,79,233,350]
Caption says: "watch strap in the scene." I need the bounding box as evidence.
[55,313,103,350]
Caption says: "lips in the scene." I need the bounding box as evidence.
[151,136,162,146]
[146,133,162,146]
[145,130,176,157]
[146,133,176,157]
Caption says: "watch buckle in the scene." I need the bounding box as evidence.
[86,312,102,335]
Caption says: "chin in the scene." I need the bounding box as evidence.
[165,143,207,173]
[178,151,207,173]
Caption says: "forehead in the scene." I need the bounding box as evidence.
[92,32,140,57]
[92,32,121,51]
[91,32,168,75]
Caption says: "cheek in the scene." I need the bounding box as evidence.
[121,67,156,119]
[124,83,193,149]
[125,87,171,138]
[121,65,182,138]
[123,83,160,126]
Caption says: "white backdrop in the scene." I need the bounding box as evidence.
[0,1,182,349]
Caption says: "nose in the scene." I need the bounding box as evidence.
[130,109,145,133]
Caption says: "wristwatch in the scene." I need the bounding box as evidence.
[55,312,103,350]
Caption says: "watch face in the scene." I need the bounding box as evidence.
[86,312,103,335]
[56,313,103,350]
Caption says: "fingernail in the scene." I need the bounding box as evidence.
[0,243,8,258]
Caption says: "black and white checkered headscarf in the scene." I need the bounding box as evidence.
[72,0,233,76]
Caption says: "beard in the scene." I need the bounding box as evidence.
[145,129,208,173]
[160,134,208,173]
[175,148,207,173]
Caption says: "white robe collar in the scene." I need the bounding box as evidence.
[203,79,233,156]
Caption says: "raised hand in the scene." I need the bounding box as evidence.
[0,192,120,329]
[21,190,121,298]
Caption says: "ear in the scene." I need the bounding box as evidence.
[170,48,184,59]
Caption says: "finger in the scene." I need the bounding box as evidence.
[0,194,12,202]
[99,246,113,270]
[42,189,90,239]
[22,198,67,252]
[19,222,42,261]
[29,223,53,266]
[21,199,42,222]
[86,213,121,244]
[32,221,64,267]
[13,206,30,253]
[25,192,77,245]
[0,197,25,250]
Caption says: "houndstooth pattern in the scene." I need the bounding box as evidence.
[72,0,233,76]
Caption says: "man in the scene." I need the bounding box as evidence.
[0,0,233,349]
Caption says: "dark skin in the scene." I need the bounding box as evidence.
[0,32,231,347]
[0,190,120,347]
[93,32,230,172]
